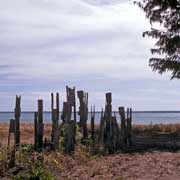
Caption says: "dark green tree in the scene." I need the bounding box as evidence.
[135,0,180,79]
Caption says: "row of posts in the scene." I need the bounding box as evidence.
[8,86,133,155]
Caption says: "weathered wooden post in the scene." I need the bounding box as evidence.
[64,120,76,154]
[66,86,76,123]
[77,90,88,139]
[37,100,43,151]
[111,113,120,150]
[8,119,15,147]
[51,93,60,148]
[56,92,59,121]
[51,93,54,120]
[7,119,16,168]
[104,93,113,152]
[105,93,112,121]
[126,108,133,146]
[61,102,71,123]
[98,108,105,143]
[119,107,127,149]
[91,105,95,141]
[14,95,21,147]
[34,112,38,150]
[52,109,59,148]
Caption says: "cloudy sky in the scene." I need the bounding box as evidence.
[0,0,180,111]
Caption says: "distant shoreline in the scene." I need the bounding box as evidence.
[1,111,180,113]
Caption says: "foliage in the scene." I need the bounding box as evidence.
[135,0,180,79]
[12,165,57,180]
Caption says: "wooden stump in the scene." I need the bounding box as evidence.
[52,109,59,149]
[51,93,60,149]
[98,108,105,143]
[8,119,15,147]
[91,105,95,141]
[14,95,21,147]
[77,90,88,139]
[66,86,76,123]
[126,108,133,146]
[34,112,38,150]
[119,107,127,149]
[64,120,76,154]
[37,100,44,151]
[56,92,59,121]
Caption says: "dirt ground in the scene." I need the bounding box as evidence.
[1,123,180,180]
[0,123,52,145]
[58,151,180,180]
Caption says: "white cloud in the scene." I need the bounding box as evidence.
[0,0,176,111]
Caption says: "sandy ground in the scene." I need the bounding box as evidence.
[57,151,180,180]
[0,123,52,145]
[1,123,180,180]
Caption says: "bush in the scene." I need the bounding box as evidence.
[12,166,57,180]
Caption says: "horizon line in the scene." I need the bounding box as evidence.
[0,110,180,113]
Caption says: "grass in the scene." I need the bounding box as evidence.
[1,123,180,179]
[133,123,180,135]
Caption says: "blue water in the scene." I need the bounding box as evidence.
[0,111,180,125]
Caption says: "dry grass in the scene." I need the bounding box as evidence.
[0,123,52,145]
[1,123,180,146]
[133,123,180,135]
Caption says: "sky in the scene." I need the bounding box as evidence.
[0,0,180,111]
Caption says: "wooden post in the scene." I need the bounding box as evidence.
[14,95,21,147]
[111,113,120,150]
[34,112,38,150]
[52,109,59,149]
[66,86,76,123]
[105,93,112,121]
[77,90,88,139]
[8,119,15,147]
[7,119,16,168]
[37,100,43,150]
[104,93,113,153]
[64,120,76,154]
[98,108,105,143]
[73,87,76,124]
[51,93,54,120]
[56,92,59,121]
[51,92,60,148]
[91,105,95,141]
[119,107,127,149]
[126,108,133,146]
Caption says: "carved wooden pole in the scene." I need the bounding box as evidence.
[14,95,21,147]
[37,100,43,150]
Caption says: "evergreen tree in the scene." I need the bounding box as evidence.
[135,0,180,79]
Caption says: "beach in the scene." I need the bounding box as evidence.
[0,123,52,145]
[1,123,180,180]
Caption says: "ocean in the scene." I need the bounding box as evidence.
[0,111,180,125]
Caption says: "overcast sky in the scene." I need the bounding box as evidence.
[0,0,180,111]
